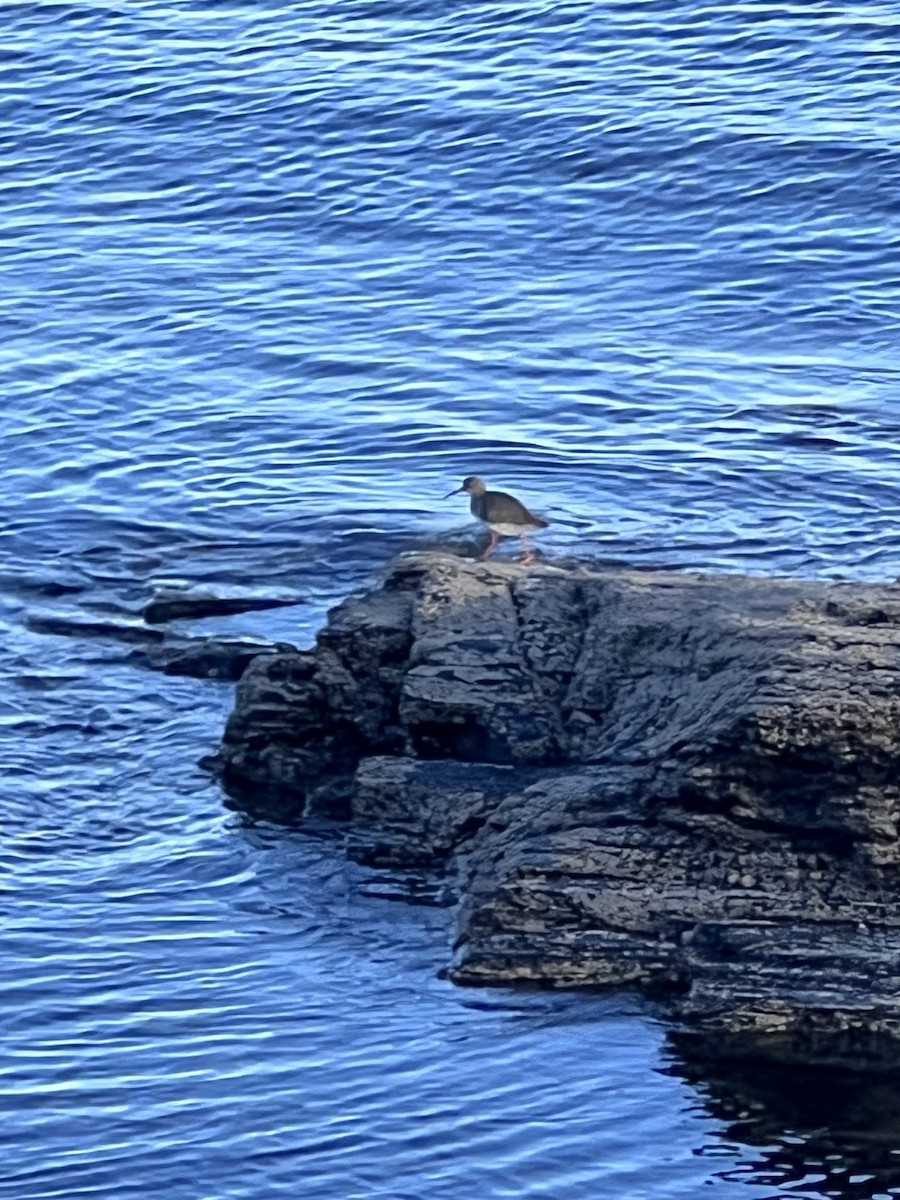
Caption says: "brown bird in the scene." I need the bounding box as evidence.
[444,476,549,564]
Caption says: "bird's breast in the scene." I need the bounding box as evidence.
[488,521,535,536]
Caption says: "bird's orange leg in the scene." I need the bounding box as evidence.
[479,530,499,561]
[520,534,534,565]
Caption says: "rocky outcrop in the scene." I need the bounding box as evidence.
[215,552,900,1055]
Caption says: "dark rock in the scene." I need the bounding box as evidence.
[0,570,87,598]
[399,561,564,763]
[215,552,900,1058]
[348,756,539,867]
[147,638,295,681]
[143,588,303,624]
[217,585,414,821]
[27,613,167,644]
[27,608,292,681]
[217,651,334,823]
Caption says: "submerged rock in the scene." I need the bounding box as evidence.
[27,612,167,644]
[215,551,900,1055]
[143,587,303,624]
[145,637,297,681]
[26,609,294,681]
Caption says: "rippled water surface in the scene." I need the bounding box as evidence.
[4,2,900,1197]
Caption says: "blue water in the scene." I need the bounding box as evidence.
[4,2,900,1197]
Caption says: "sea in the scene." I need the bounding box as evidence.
[3,2,900,1198]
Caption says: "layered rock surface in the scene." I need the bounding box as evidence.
[215,552,900,1053]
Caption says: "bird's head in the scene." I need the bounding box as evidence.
[444,475,487,499]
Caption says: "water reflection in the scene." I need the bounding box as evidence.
[669,1032,900,1200]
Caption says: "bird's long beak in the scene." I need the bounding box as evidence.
[443,487,463,499]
